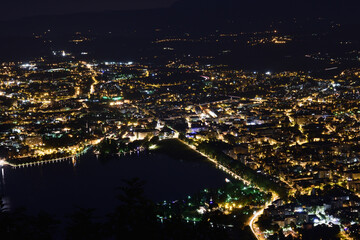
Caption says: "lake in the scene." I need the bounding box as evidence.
[0,151,230,216]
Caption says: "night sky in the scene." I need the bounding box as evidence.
[2,0,360,22]
[0,0,178,20]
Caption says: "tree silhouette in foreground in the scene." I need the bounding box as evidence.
[109,178,161,239]
[66,208,104,240]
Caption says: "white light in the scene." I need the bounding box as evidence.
[149,145,158,150]
[197,207,206,214]
[266,71,271,75]
[20,63,37,70]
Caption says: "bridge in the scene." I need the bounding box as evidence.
[1,146,91,168]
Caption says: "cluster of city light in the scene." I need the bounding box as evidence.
[218,202,243,213]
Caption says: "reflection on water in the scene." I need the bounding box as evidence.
[0,167,11,211]
[1,151,230,216]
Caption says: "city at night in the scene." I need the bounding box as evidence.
[0,0,360,239]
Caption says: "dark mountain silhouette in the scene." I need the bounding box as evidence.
[0,0,358,66]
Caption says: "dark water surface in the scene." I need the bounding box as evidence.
[0,152,229,216]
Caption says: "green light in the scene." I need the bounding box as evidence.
[102,96,123,100]
[112,97,123,100]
